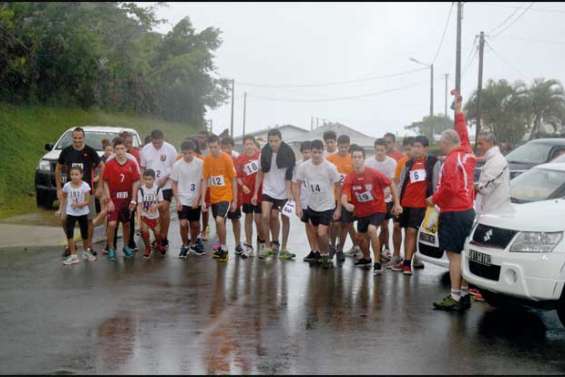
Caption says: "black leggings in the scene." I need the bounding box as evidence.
[65,215,89,240]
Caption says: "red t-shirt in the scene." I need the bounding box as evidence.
[236,151,261,204]
[401,158,428,208]
[103,158,140,201]
[343,167,391,218]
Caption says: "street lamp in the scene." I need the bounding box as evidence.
[409,57,434,118]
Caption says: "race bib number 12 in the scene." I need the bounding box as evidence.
[209,175,225,187]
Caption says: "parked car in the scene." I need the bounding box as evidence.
[416,162,565,269]
[504,138,565,179]
[35,126,142,209]
[462,199,565,327]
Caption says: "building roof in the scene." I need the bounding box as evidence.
[287,123,375,148]
[234,124,309,142]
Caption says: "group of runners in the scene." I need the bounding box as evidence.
[55,92,482,312]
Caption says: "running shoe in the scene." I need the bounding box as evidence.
[217,248,229,262]
[329,245,336,258]
[123,246,135,258]
[460,294,472,310]
[212,245,222,259]
[336,249,346,263]
[62,254,80,265]
[303,250,318,262]
[321,254,333,269]
[243,243,254,258]
[469,288,484,302]
[433,295,464,312]
[413,256,425,269]
[279,249,296,260]
[389,260,404,272]
[161,238,169,251]
[191,242,207,256]
[235,244,244,256]
[343,246,357,257]
[144,245,152,259]
[107,248,117,261]
[272,240,280,254]
[87,248,98,257]
[179,245,190,259]
[354,258,372,269]
[373,262,383,275]
[81,250,97,262]
[403,263,413,276]
[382,247,392,262]
[62,246,71,259]
[386,256,403,269]
[129,241,138,252]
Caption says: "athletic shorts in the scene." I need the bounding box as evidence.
[338,205,355,224]
[227,206,242,220]
[108,199,131,223]
[211,201,231,218]
[64,214,89,240]
[242,203,261,214]
[399,207,426,230]
[308,207,334,227]
[162,189,173,202]
[384,202,394,220]
[262,194,287,211]
[438,209,476,254]
[178,205,201,222]
[300,207,310,223]
[142,217,159,229]
[357,213,386,234]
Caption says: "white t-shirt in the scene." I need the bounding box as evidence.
[295,159,340,212]
[140,142,178,190]
[365,156,397,202]
[292,160,310,210]
[170,157,203,206]
[262,152,289,200]
[137,185,164,220]
[63,181,91,217]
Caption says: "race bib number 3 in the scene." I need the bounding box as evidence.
[409,169,426,183]
[209,175,226,187]
[243,160,259,176]
[281,200,295,218]
[116,191,129,199]
[355,191,374,203]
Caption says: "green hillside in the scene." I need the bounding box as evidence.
[0,102,200,219]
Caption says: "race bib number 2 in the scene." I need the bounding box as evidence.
[243,160,259,176]
[209,175,225,187]
[355,191,374,203]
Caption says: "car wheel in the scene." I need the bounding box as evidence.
[557,298,565,328]
[36,191,54,209]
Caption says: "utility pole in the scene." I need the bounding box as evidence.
[455,2,463,94]
[230,79,235,137]
[242,92,247,137]
[475,31,485,148]
[444,73,449,116]
[430,63,434,117]
[316,117,319,128]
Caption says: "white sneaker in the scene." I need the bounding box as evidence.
[62,254,80,265]
[344,246,357,257]
[243,244,254,257]
[382,247,392,260]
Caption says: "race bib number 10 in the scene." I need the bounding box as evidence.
[243,160,259,176]
[355,191,374,203]
[209,175,225,187]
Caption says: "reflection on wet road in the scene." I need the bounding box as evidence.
[2,216,565,374]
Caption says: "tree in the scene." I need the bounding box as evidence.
[404,115,453,141]
[527,78,565,139]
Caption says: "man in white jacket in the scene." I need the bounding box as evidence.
[474,132,511,214]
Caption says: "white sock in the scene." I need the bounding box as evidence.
[461,286,469,297]
[451,289,461,302]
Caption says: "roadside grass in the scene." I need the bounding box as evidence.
[0,102,199,219]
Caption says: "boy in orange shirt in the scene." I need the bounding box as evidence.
[200,134,238,262]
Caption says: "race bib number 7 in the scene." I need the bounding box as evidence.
[409,169,426,183]
[209,175,225,187]
[281,200,295,218]
[243,160,259,176]
[355,191,374,203]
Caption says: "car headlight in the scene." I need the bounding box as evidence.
[509,231,563,253]
[37,159,51,172]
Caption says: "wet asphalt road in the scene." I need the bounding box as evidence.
[2,215,565,374]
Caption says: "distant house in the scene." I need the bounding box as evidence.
[233,124,309,152]
[287,123,375,155]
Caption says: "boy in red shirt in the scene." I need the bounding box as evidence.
[235,135,262,258]
[342,145,402,274]
[103,137,141,261]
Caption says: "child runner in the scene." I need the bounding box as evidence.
[136,169,166,259]
[221,136,244,256]
[57,166,95,265]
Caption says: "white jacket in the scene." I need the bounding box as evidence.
[475,146,511,214]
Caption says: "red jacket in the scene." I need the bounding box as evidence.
[432,112,476,212]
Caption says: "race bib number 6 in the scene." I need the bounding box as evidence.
[209,175,225,187]
[409,169,426,183]
[243,160,259,176]
[355,191,374,203]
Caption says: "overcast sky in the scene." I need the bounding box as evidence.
[150,2,565,138]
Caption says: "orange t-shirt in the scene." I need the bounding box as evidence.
[394,155,408,183]
[327,152,353,199]
[203,152,236,204]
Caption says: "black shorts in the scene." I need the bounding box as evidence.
[308,207,334,227]
[262,194,287,211]
[384,202,394,220]
[64,215,89,240]
[357,213,386,233]
[242,203,261,214]
[178,205,201,222]
[227,206,242,220]
[300,207,311,223]
[211,201,231,219]
[162,189,173,202]
[399,207,426,230]
[438,209,476,254]
[338,206,355,224]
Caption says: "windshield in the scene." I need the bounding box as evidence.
[55,131,140,151]
[511,167,565,203]
[505,142,551,164]
[551,153,565,163]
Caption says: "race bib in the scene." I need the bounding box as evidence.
[338,173,346,185]
[243,160,259,176]
[116,191,129,199]
[189,183,197,192]
[71,163,84,171]
[155,169,162,178]
[209,175,225,187]
[355,191,374,203]
[309,182,326,193]
[410,169,426,183]
[281,200,295,218]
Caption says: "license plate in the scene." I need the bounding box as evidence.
[419,232,436,244]
[469,249,491,266]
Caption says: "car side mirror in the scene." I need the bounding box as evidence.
[45,143,53,151]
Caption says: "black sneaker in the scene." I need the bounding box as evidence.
[354,258,372,268]
[235,244,244,256]
[179,245,189,259]
[373,262,383,275]
[321,255,333,269]
[460,294,472,310]
[329,245,336,258]
[88,248,98,257]
[62,246,70,258]
[303,250,318,262]
[336,249,345,263]
[217,248,229,262]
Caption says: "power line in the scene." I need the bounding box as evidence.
[496,35,565,45]
[484,39,527,78]
[473,2,565,14]
[431,3,454,64]
[235,67,428,89]
[487,3,524,35]
[461,35,479,77]
[246,79,444,103]
[491,2,535,39]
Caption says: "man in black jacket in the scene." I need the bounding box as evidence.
[252,129,296,259]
